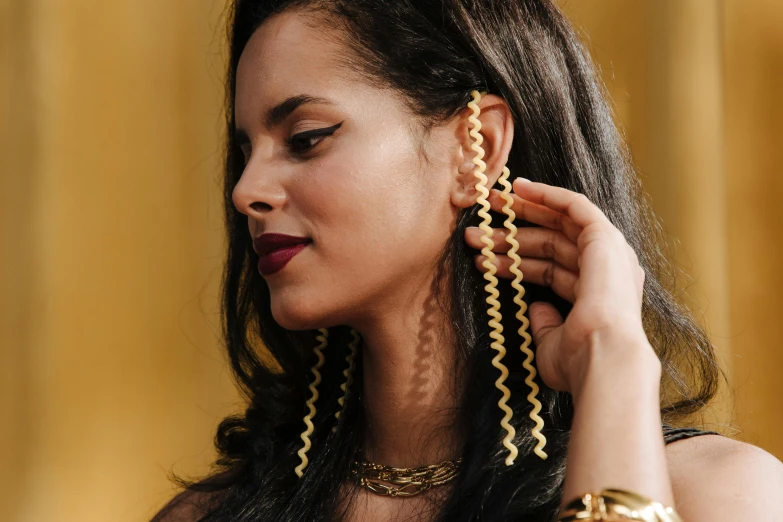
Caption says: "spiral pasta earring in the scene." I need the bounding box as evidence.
[295,327,330,477]
[467,90,548,463]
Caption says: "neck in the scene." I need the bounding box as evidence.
[351,275,467,468]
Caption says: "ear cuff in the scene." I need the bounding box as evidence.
[468,89,547,462]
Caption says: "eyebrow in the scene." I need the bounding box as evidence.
[234,94,336,146]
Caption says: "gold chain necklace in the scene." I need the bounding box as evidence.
[350,457,463,497]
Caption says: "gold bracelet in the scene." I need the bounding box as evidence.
[557,488,683,522]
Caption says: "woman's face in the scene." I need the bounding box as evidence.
[233,10,462,331]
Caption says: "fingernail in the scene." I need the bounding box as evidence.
[516,177,532,183]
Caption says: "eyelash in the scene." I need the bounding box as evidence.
[286,122,343,155]
[239,122,343,165]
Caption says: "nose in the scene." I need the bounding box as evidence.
[232,155,287,220]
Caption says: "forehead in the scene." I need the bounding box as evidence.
[235,11,346,119]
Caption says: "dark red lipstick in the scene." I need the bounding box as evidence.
[254,233,311,275]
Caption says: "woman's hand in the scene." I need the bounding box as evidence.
[464,178,657,396]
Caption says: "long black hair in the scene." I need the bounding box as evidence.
[154,0,723,520]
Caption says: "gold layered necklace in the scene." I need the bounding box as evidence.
[350,456,463,497]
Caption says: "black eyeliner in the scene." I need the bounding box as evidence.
[286,121,344,154]
[291,121,343,140]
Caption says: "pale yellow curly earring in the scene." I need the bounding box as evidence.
[468,90,547,463]
[497,169,548,461]
[295,327,329,477]
[332,328,361,433]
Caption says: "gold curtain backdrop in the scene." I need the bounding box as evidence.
[1,1,780,520]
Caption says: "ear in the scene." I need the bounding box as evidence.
[450,94,515,209]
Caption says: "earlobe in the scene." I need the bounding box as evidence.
[449,93,514,209]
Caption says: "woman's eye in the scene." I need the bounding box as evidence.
[286,122,343,155]
[287,134,324,154]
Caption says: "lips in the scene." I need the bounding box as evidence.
[254,233,311,256]
[254,233,311,275]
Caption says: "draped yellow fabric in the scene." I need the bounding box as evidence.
[1,1,780,520]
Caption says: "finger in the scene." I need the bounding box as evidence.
[526,301,567,391]
[487,188,582,240]
[465,226,580,272]
[512,179,611,232]
[475,254,578,303]
[527,301,564,351]
[515,227,580,272]
[464,226,511,252]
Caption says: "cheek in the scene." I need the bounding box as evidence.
[307,148,449,280]
[300,134,414,240]
[279,127,452,319]
[303,158,398,268]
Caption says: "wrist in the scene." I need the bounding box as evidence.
[569,328,661,404]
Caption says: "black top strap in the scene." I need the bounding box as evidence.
[662,423,721,445]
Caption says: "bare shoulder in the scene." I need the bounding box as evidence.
[665,434,783,521]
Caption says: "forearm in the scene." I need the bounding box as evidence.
[560,329,674,508]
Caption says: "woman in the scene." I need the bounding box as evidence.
[153,0,783,520]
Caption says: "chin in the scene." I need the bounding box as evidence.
[270,299,329,331]
[268,283,358,331]
[271,307,313,331]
